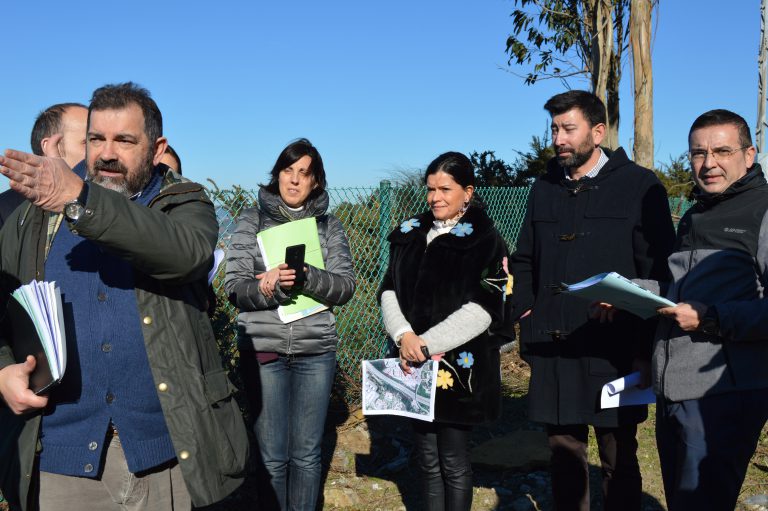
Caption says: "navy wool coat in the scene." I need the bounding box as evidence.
[510,148,676,427]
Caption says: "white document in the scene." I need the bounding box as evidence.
[207,248,225,285]
[12,281,67,382]
[362,358,438,421]
[600,371,656,409]
[562,271,675,319]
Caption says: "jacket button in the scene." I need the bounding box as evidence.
[106,393,115,404]
[84,464,93,473]
[97,292,107,302]
[143,316,152,325]
[89,441,98,451]
[179,450,190,460]
[158,382,168,392]
[101,343,112,353]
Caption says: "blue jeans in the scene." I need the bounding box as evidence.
[241,351,336,511]
[656,389,768,511]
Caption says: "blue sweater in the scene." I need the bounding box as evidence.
[39,170,176,477]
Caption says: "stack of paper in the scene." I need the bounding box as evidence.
[562,272,675,319]
[10,281,66,394]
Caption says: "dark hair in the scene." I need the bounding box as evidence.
[88,82,163,143]
[30,102,87,156]
[689,109,753,148]
[263,138,327,199]
[544,90,607,127]
[165,145,182,174]
[423,151,475,188]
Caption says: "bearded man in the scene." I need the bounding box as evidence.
[509,90,676,511]
[0,82,248,511]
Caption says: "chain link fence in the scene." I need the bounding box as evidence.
[207,183,693,404]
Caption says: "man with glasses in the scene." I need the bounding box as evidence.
[648,109,768,510]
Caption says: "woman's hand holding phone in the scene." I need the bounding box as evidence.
[256,264,298,298]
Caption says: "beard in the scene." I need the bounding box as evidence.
[87,150,154,197]
[556,134,596,171]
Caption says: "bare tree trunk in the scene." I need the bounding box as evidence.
[630,0,654,168]
[590,0,612,100]
[588,0,621,148]
[607,1,625,150]
[588,0,620,148]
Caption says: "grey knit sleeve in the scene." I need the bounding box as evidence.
[420,302,492,354]
[380,290,414,341]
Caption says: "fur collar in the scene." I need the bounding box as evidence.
[388,205,495,250]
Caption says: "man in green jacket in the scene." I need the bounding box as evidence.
[0,82,248,511]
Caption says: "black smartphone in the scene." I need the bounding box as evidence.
[285,244,306,285]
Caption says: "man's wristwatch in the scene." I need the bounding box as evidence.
[699,306,720,336]
[63,183,89,223]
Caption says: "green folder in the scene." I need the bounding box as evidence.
[256,217,328,323]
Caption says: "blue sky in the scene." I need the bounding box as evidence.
[0,1,761,191]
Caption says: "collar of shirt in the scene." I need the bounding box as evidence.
[564,148,608,181]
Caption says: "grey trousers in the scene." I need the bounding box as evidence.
[38,434,190,511]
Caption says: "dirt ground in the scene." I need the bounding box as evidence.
[3,349,768,510]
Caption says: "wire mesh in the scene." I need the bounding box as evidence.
[206,183,692,404]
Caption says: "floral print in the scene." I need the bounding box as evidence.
[457,351,474,369]
[400,218,421,233]
[450,222,474,237]
[436,369,454,390]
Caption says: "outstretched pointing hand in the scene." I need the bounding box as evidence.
[0,138,84,213]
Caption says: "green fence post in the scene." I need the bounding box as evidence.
[379,180,392,277]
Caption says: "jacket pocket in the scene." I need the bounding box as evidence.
[203,369,248,477]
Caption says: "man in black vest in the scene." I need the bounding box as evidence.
[0,103,87,227]
[650,109,768,510]
[510,90,675,511]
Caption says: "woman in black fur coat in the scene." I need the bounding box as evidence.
[379,152,508,510]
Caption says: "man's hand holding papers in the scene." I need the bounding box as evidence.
[0,356,49,414]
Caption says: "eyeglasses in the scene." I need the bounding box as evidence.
[688,146,749,164]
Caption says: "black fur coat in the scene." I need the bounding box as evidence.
[379,206,507,425]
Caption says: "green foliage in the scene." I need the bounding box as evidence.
[505,0,629,86]
[654,152,694,199]
[472,132,555,188]
[386,167,425,187]
[506,0,583,84]
[471,151,517,187]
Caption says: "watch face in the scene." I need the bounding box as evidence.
[65,201,84,221]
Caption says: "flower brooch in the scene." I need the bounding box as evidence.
[457,351,474,368]
[450,222,473,237]
[400,218,421,233]
[436,369,454,389]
